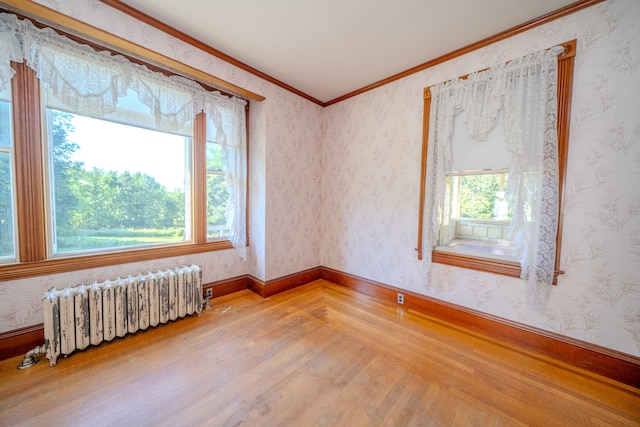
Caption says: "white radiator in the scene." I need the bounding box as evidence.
[42,265,202,366]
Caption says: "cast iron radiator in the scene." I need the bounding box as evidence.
[42,265,202,366]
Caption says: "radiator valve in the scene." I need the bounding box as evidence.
[203,294,211,310]
[17,345,46,370]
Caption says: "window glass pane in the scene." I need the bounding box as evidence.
[0,85,15,261]
[0,150,15,260]
[0,92,11,147]
[458,173,512,221]
[206,141,229,239]
[47,109,191,255]
[438,170,515,260]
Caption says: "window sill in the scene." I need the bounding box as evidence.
[431,250,562,284]
[0,240,233,281]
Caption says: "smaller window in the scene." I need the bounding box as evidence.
[417,41,576,283]
[436,169,515,261]
[0,84,16,263]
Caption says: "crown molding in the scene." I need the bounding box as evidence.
[98,0,602,107]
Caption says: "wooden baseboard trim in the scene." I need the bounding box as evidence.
[4,265,638,389]
[246,274,265,297]
[248,267,323,298]
[203,275,249,298]
[320,266,640,389]
[0,324,45,361]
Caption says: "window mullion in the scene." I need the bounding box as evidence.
[193,112,207,244]
[12,62,47,262]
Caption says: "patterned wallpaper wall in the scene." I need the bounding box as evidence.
[265,90,324,280]
[322,0,640,357]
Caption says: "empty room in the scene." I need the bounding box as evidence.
[0,0,639,425]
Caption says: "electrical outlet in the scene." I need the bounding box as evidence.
[205,288,212,299]
[397,293,404,304]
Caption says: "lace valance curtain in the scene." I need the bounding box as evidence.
[425,46,563,311]
[0,12,247,255]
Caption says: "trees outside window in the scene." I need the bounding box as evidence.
[47,110,192,255]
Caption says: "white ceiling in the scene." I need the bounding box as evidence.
[120,0,578,103]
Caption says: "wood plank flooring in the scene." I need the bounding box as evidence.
[1,280,638,426]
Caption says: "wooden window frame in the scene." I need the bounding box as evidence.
[0,23,250,282]
[416,40,576,282]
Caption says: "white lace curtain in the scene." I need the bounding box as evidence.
[205,100,247,260]
[425,46,563,311]
[0,12,247,256]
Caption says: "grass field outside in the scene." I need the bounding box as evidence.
[56,227,185,254]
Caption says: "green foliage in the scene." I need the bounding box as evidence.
[51,111,83,230]
[56,228,184,252]
[206,141,224,171]
[56,166,188,252]
[206,141,229,237]
[61,228,183,238]
[67,168,185,231]
[48,110,191,253]
[207,173,228,226]
[50,111,185,252]
[459,174,508,220]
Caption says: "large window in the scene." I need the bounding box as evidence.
[0,12,248,279]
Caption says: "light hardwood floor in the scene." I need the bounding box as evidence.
[1,280,638,426]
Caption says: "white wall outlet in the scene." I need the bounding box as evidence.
[205,288,212,298]
[397,293,404,304]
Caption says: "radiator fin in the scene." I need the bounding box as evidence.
[103,280,116,342]
[60,287,75,355]
[89,282,104,346]
[148,273,160,328]
[114,279,127,338]
[43,289,61,366]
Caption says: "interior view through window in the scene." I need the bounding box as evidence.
[434,110,516,262]
[437,169,515,261]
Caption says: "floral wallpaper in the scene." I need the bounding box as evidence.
[322,0,640,357]
[265,91,324,280]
